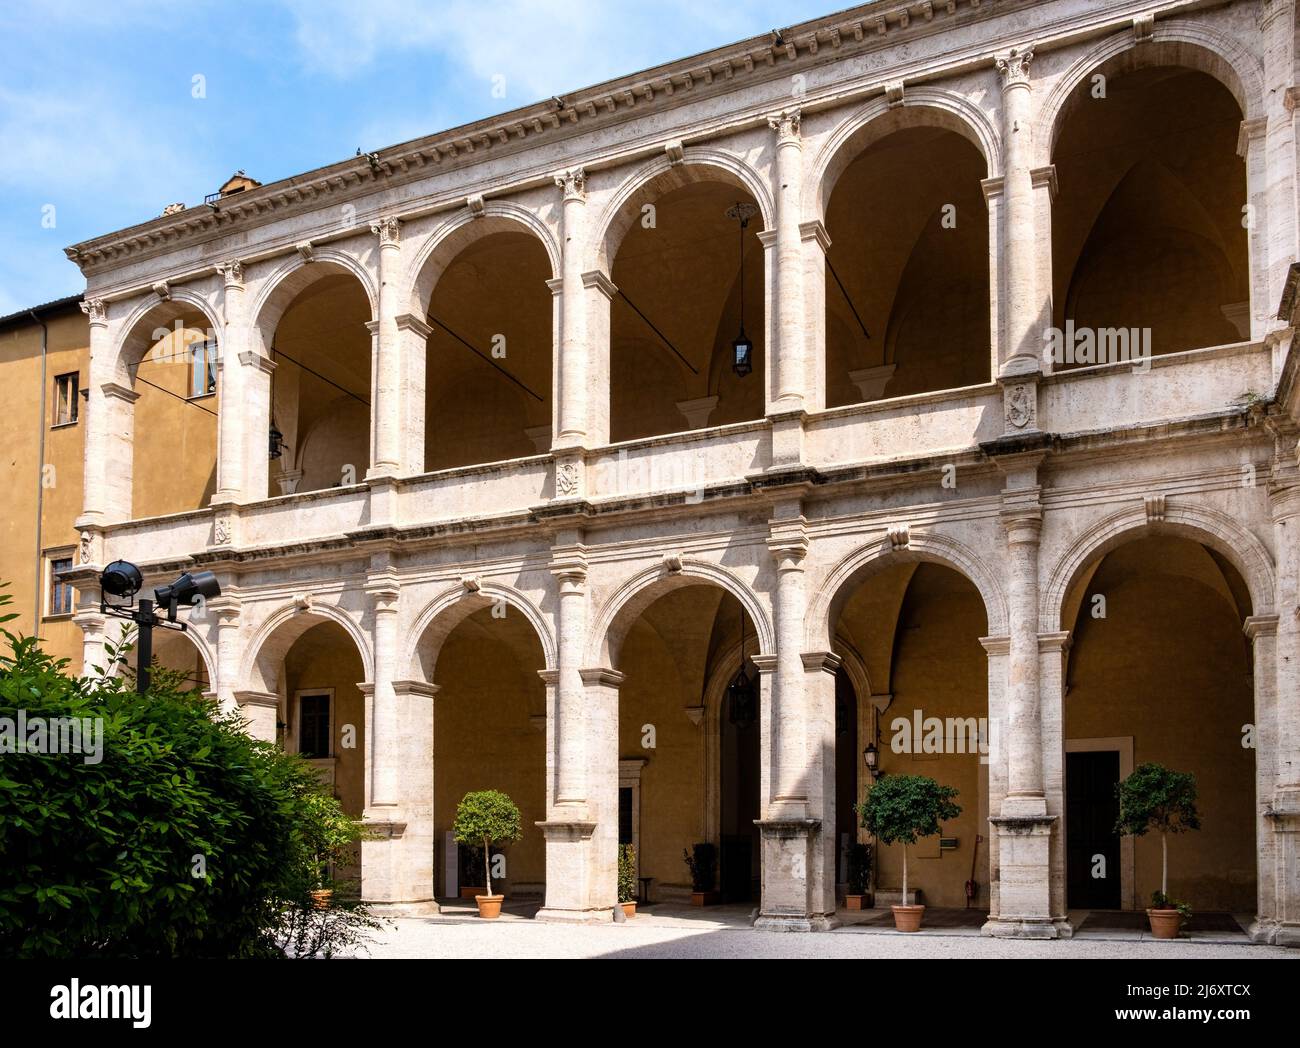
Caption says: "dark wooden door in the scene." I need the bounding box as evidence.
[1066,750,1121,909]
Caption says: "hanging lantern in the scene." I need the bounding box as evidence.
[269,422,286,460]
[728,606,757,729]
[725,201,760,379]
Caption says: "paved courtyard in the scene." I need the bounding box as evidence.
[356,904,1300,959]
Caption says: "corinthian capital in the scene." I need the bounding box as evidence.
[79,298,107,324]
[555,168,587,203]
[215,260,245,289]
[370,216,401,247]
[995,47,1035,87]
[768,108,802,144]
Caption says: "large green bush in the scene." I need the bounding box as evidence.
[0,598,380,958]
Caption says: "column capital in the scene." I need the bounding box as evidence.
[550,546,589,591]
[580,270,618,300]
[750,653,780,674]
[237,350,277,375]
[801,651,842,675]
[207,595,242,626]
[995,46,1035,88]
[1037,630,1071,655]
[768,519,810,568]
[799,220,831,253]
[555,167,587,203]
[392,680,440,700]
[768,107,802,144]
[395,313,434,340]
[538,668,561,687]
[980,634,1011,656]
[365,572,401,609]
[579,667,625,688]
[1245,614,1280,640]
[1001,507,1043,544]
[80,297,108,325]
[215,260,245,290]
[371,216,402,247]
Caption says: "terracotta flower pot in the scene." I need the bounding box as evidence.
[310,888,333,911]
[1147,908,1184,940]
[892,904,925,932]
[475,895,505,920]
[621,901,637,919]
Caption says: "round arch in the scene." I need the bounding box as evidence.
[588,560,775,669]
[590,149,776,275]
[405,203,562,318]
[249,249,379,355]
[1041,501,1276,633]
[404,582,557,682]
[1035,20,1264,166]
[240,600,374,694]
[810,90,1001,222]
[806,531,1010,652]
[111,287,225,387]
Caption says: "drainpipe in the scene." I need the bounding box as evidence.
[30,309,48,631]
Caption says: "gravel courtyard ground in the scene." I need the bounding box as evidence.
[358,911,1300,960]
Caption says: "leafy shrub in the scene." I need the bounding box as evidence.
[618,844,638,904]
[452,790,522,897]
[0,596,380,958]
[858,775,960,903]
[682,843,716,893]
[847,842,872,896]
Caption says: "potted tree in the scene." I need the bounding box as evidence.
[858,775,961,932]
[618,844,638,918]
[452,790,523,919]
[1115,763,1200,940]
[683,843,719,906]
[299,786,364,910]
[845,842,873,910]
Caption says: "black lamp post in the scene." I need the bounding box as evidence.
[100,560,221,694]
[726,202,759,378]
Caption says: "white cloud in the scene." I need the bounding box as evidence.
[280,0,750,99]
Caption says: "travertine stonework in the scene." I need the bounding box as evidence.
[59,0,1300,941]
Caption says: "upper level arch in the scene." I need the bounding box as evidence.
[1035,20,1265,168]
[249,249,378,356]
[404,582,557,682]
[405,203,562,319]
[591,149,775,276]
[810,90,1000,224]
[241,599,374,695]
[111,286,224,388]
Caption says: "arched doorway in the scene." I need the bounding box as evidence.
[1060,535,1255,917]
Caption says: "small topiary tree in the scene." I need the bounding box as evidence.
[858,775,961,905]
[618,844,638,905]
[1115,763,1200,907]
[452,791,522,898]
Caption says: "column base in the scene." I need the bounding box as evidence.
[982,916,1072,940]
[535,907,615,925]
[367,900,441,918]
[1250,918,1300,947]
[753,913,840,933]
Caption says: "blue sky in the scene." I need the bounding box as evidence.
[0,0,840,315]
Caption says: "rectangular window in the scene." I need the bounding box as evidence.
[298,693,332,758]
[189,340,218,398]
[619,787,634,846]
[53,372,79,426]
[46,556,74,617]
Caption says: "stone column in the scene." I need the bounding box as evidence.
[800,221,830,413]
[995,47,1040,376]
[769,109,806,409]
[233,691,279,743]
[1261,0,1299,328]
[362,679,438,914]
[980,635,1011,925]
[365,572,401,810]
[1267,474,1300,945]
[79,298,135,526]
[554,169,589,450]
[580,271,617,448]
[74,599,110,681]
[755,511,835,931]
[538,541,617,923]
[984,444,1061,938]
[1245,614,1280,943]
[1038,630,1072,936]
[214,261,248,502]
[209,596,242,718]
[395,314,431,476]
[368,218,403,478]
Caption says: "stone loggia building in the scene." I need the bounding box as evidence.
[54,0,1300,941]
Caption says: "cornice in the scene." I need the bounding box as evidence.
[66,0,1196,280]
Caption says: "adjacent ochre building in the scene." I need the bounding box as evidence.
[6,0,1300,940]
